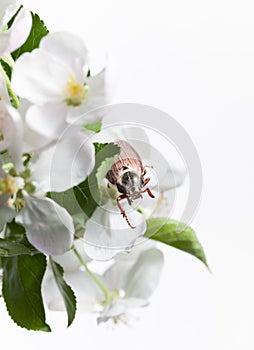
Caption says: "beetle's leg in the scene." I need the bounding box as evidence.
[144,177,150,185]
[117,194,136,229]
[142,168,147,176]
[142,187,155,198]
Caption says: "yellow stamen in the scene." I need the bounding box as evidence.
[0,175,20,195]
[63,74,89,106]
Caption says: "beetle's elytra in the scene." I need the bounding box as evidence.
[106,140,155,228]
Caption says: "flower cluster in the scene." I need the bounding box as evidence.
[0,1,207,331]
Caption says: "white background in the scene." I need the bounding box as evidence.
[1,0,254,349]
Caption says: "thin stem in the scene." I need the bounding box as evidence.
[72,246,110,302]
[2,55,15,69]
[0,62,19,108]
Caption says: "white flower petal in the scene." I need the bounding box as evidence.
[31,131,95,192]
[0,8,32,58]
[66,70,107,126]
[84,201,146,261]
[40,32,88,80]
[98,298,147,323]
[0,204,16,231]
[17,98,52,153]
[103,240,155,290]
[26,102,68,139]
[66,103,102,127]
[16,195,74,256]
[143,145,187,191]
[0,0,19,28]
[42,276,66,312]
[0,192,9,206]
[43,269,101,313]
[12,49,69,104]
[53,239,90,272]
[86,69,107,109]
[124,247,164,299]
[0,72,10,100]
[2,104,23,171]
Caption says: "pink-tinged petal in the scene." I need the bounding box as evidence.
[84,201,146,261]
[0,78,23,170]
[31,131,95,192]
[11,49,69,104]
[124,248,164,299]
[16,195,74,256]
[26,102,68,139]
[40,32,88,80]
[0,8,32,58]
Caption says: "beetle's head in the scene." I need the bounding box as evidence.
[116,171,144,203]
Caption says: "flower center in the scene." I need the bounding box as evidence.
[63,74,89,106]
[0,175,23,196]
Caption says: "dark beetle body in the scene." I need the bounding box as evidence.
[106,140,145,201]
[106,140,154,228]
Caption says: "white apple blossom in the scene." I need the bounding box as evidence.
[81,125,187,261]
[0,158,75,255]
[0,0,32,58]
[0,108,92,257]
[12,128,95,255]
[11,32,107,140]
[43,242,164,324]
[98,245,164,324]
[0,72,96,255]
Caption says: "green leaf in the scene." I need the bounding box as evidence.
[145,218,208,268]
[96,155,116,189]
[0,238,38,257]
[74,142,120,221]
[49,258,76,327]
[84,120,102,133]
[12,12,49,60]
[7,5,21,29]
[7,221,25,236]
[48,188,83,216]
[2,253,51,331]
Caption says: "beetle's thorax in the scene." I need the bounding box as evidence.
[116,169,144,200]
